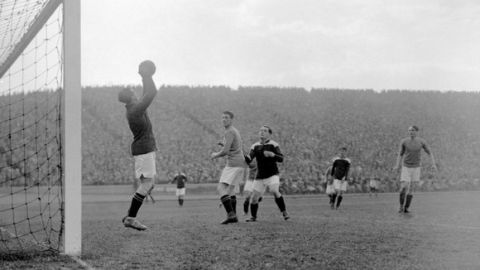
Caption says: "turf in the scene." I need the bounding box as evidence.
[2,189,480,269]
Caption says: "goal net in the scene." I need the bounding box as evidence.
[0,0,66,256]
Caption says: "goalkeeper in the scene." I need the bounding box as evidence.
[118,60,158,231]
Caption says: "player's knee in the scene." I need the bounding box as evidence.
[217,183,228,196]
[136,179,153,196]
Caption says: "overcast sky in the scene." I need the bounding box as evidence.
[81,0,480,91]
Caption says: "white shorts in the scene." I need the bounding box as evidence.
[219,166,246,186]
[333,179,347,192]
[400,167,421,182]
[253,175,280,194]
[134,152,156,179]
[244,179,254,193]
[326,184,335,195]
[176,188,186,196]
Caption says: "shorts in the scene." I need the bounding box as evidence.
[134,152,156,179]
[333,179,347,192]
[400,166,421,182]
[176,188,186,196]
[219,166,246,186]
[244,179,254,193]
[326,184,335,195]
[253,175,280,194]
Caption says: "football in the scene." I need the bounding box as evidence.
[138,60,156,76]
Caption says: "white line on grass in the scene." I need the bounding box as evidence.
[68,255,96,270]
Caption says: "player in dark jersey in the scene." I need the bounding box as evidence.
[331,147,351,210]
[244,125,289,222]
[118,60,158,231]
[394,125,437,213]
[171,172,187,206]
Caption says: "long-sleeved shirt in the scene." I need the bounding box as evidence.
[125,77,157,156]
[171,173,187,188]
[218,126,246,168]
[245,139,283,180]
[331,157,351,180]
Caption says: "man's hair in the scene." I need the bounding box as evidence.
[340,146,347,151]
[262,125,273,134]
[118,88,133,104]
[409,125,419,131]
[223,111,234,119]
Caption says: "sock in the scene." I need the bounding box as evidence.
[128,193,145,218]
[336,195,343,208]
[179,198,184,206]
[251,203,259,218]
[399,191,406,207]
[331,193,337,204]
[243,198,250,214]
[274,196,286,212]
[221,195,233,214]
[231,195,237,214]
[405,194,413,209]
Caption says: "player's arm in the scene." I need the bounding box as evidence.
[270,145,284,162]
[211,132,233,160]
[133,74,157,113]
[394,141,405,170]
[244,146,256,164]
[331,160,337,176]
[422,140,438,171]
[344,162,351,181]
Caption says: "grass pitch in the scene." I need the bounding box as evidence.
[2,188,480,269]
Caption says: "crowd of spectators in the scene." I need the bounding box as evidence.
[1,86,479,194]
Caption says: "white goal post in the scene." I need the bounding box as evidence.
[63,0,82,256]
[0,0,82,256]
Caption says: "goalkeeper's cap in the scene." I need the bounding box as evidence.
[118,88,134,103]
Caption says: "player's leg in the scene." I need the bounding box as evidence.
[333,179,342,209]
[218,167,244,224]
[404,167,419,213]
[335,181,346,209]
[124,152,156,230]
[227,183,239,214]
[177,188,185,206]
[247,180,266,222]
[243,179,254,215]
[398,166,411,212]
[265,176,289,220]
[218,182,237,224]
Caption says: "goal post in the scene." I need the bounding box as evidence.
[0,0,81,256]
[63,0,82,256]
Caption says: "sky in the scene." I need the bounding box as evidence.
[81,0,480,91]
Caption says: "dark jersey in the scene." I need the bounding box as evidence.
[172,173,187,188]
[331,157,351,180]
[245,139,283,180]
[125,77,157,156]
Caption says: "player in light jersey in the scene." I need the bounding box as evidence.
[394,125,437,213]
[211,111,247,224]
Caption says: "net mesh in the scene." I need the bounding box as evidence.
[0,0,63,255]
